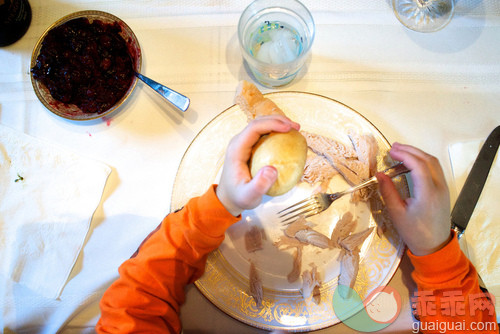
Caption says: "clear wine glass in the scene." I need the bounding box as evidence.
[392,0,455,33]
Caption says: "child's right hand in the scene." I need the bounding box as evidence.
[376,143,452,256]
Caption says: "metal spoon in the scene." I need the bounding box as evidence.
[135,72,190,112]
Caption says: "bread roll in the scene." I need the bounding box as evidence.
[234,80,286,121]
[250,129,307,196]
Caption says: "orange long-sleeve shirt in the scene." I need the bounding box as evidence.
[407,231,497,333]
[97,186,497,333]
[97,185,239,333]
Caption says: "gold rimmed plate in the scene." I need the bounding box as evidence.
[171,92,409,331]
[30,10,142,121]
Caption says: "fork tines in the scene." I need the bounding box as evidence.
[278,196,322,225]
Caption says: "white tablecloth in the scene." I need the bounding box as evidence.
[1,0,499,332]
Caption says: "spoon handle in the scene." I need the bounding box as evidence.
[135,72,190,112]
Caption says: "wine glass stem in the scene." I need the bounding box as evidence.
[393,0,454,32]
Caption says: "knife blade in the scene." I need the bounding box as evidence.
[451,125,500,237]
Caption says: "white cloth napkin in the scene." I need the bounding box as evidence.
[0,124,111,299]
[449,138,500,321]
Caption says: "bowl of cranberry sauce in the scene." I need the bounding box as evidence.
[30,11,142,121]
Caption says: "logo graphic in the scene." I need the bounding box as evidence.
[332,284,402,332]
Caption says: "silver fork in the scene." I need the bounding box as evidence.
[278,162,410,225]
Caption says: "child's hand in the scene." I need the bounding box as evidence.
[376,143,452,256]
[216,115,300,217]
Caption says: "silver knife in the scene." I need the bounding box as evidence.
[451,125,500,238]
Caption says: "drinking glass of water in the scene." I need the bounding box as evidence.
[238,0,315,87]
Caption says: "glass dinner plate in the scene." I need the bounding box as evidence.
[171,92,408,332]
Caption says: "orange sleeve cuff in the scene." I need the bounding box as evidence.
[407,230,478,288]
[186,184,241,239]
